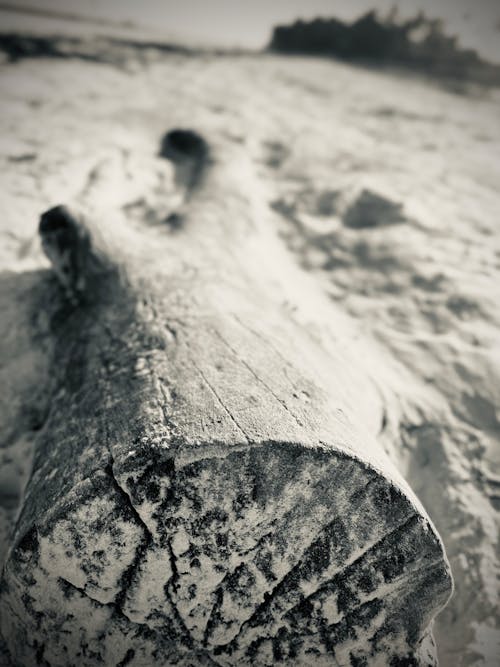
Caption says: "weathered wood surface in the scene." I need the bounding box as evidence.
[0,137,452,666]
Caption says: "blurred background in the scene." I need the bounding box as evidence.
[1,0,499,63]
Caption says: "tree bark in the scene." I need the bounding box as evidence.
[0,142,452,666]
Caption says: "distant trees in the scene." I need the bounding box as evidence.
[269,10,500,85]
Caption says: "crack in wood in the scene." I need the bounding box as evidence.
[213,327,305,430]
[189,354,251,444]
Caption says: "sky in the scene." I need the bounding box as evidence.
[2,0,500,62]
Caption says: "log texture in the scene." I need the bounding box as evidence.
[0,138,452,666]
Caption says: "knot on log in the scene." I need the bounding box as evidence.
[39,205,114,304]
[160,128,210,194]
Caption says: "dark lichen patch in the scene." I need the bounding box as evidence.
[244,445,311,505]
[298,517,348,580]
[390,654,420,666]
[116,648,136,667]
[332,597,383,643]
[119,451,176,507]
[272,626,289,661]
[355,570,378,595]
[350,652,368,666]
[335,582,361,616]
[320,614,354,653]
[33,639,49,667]
[215,533,228,549]
[15,526,39,559]
[231,491,251,517]
[58,578,80,600]
[224,563,257,601]
[254,549,277,584]
[380,549,408,583]
[372,482,400,509]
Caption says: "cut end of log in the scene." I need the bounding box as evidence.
[1,440,452,666]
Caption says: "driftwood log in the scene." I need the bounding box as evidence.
[0,133,452,666]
